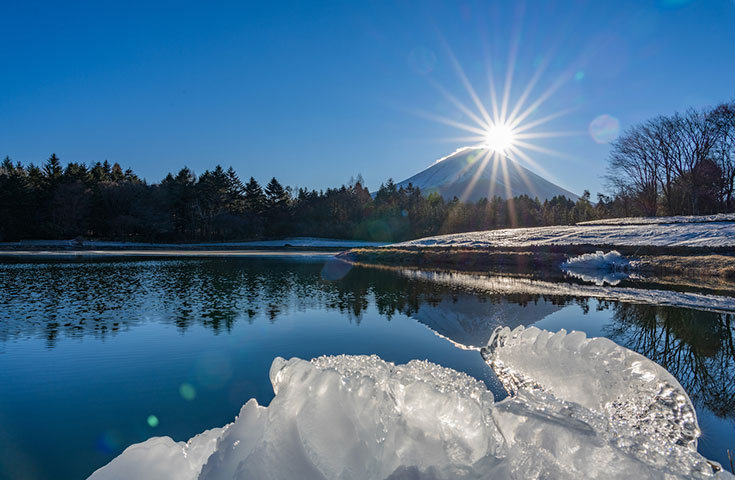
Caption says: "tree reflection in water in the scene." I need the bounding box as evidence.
[605,303,735,420]
[0,258,734,422]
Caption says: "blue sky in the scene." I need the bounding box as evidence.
[1,0,734,196]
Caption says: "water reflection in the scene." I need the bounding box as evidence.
[0,258,734,425]
[606,303,735,420]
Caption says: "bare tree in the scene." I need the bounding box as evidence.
[607,101,735,216]
[711,103,735,209]
[607,126,660,215]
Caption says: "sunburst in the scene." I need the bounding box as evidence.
[418,31,581,212]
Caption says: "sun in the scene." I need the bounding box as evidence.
[484,123,515,153]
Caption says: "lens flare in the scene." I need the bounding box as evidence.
[147,415,159,428]
[179,383,197,401]
[589,114,620,144]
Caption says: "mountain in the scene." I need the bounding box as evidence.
[396,147,578,202]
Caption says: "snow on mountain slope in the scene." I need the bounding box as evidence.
[396,147,578,202]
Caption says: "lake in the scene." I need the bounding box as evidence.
[0,255,733,479]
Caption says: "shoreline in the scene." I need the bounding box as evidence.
[0,249,340,259]
[337,246,735,292]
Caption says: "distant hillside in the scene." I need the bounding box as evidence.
[397,147,578,202]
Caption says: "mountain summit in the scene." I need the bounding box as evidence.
[396,147,578,202]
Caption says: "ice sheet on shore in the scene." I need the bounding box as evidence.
[89,330,733,480]
[393,220,735,249]
[561,250,632,285]
[400,269,735,314]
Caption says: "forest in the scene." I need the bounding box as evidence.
[1,101,732,243]
[0,154,604,242]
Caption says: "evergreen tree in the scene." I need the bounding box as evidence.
[265,177,290,208]
[43,153,63,182]
[225,167,245,213]
[244,177,266,213]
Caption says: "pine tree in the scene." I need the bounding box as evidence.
[265,177,289,208]
[225,167,245,213]
[43,153,63,182]
[244,177,266,213]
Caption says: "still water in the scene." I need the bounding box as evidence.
[0,256,733,479]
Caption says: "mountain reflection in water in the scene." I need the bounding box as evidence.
[1,257,733,425]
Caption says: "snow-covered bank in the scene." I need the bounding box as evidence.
[579,213,735,226]
[400,269,735,315]
[89,328,732,480]
[393,221,735,249]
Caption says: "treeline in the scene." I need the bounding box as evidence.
[606,101,735,216]
[0,155,599,242]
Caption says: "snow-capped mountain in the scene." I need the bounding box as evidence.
[396,147,578,202]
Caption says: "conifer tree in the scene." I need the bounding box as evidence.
[244,177,266,213]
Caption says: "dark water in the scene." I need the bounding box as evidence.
[0,256,733,479]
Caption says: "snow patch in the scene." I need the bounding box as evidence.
[90,337,732,479]
[561,250,632,285]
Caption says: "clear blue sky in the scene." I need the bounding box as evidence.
[2,0,734,196]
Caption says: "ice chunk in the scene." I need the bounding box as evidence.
[483,326,709,476]
[89,346,733,479]
[88,426,227,480]
[561,250,632,285]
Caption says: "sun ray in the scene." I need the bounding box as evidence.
[460,150,493,203]
[499,157,518,227]
[429,136,491,145]
[500,4,524,124]
[506,153,540,200]
[430,80,490,130]
[513,139,574,160]
[514,130,581,140]
[409,9,582,200]
[507,72,571,129]
[487,152,501,201]
[410,108,489,136]
[441,39,494,130]
[505,55,550,127]
[499,44,518,125]
[511,107,578,134]
[451,149,488,183]
[486,63,501,124]
[507,145,557,182]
